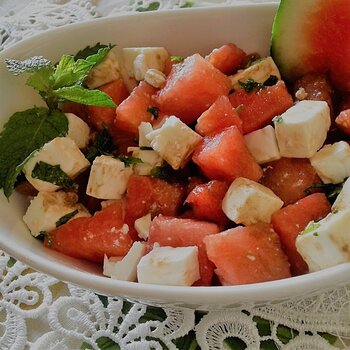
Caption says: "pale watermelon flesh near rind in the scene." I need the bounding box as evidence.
[271,0,350,91]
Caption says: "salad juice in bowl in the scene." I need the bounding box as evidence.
[0,1,350,310]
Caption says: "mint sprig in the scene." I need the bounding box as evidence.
[5,47,115,110]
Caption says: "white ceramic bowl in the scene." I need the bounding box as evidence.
[1,3,349,310]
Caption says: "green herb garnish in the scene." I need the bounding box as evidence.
[56,210,79,227]
[6,47,115,110]
[147,106,159,120]
[300,221,321,235]
[85,127,115,162]
[150,164,173,180]
[31,161,78,189]
[304,181,344,203]
[273,115,284,123]
[238,75,279,92]
[74,43,111,61]
[0,107,68,198]
[170,55,185,63]
[115,155,143,167]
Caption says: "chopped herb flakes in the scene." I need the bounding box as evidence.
[238,75,279,93]
[31,161,78,189]
[147,106,159,120]
[273,115,284,123]
[301,221,321,235]
[56,210,79,227]
[170,55,185,63]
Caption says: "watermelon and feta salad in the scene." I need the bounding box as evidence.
[2,0,350,287]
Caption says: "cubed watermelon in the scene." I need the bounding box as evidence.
[125,175,186,240]
[229,81,293,134]
[192,126,263,182]
[44,200,133,263]
[206,43,246,75]
[148,215,221,286]
[155,54,231,125]
[86,79,129,130]
[115,81,158,135]
[204,223,291,285]
[260,157,321,205]
[185,180,229,225]
[271,193,331,275]
[195,95,243,136]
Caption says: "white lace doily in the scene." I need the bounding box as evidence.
[1,1,350,349]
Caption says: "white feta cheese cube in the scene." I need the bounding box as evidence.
[146,116,202,170]
[138,122,153,148]
[86,155,132,199]
[103,255,123,277]
[23,191,90,237]
[229,56,281,90]
[85,49,121,89]
[244,125,280,164]
[222,177,284,225]
[65,113,90,149]
[134,213,152,240]
[132,148,163,175]
[274,100,331,158]
[23,137,90,192]
[122,47,169,81]
[296,210,350,272]
[137,246,200,286]
[310,141,350,184]
[332,177,350,212]
[103,242,146,281]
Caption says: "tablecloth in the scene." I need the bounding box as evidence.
[0,1,350,349]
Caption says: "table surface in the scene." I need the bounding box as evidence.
[0,1,350,349]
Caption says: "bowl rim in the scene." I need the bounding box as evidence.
[1,2,349,309]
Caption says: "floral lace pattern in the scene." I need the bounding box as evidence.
[0,0,349,349]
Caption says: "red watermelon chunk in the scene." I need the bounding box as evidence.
[125,175,186,240]
[206,43,246,75]
[155,54,231,125]
[185,180,229,226]
[271,193,331,275]
[204,224,291,285]
[44,200,133,263]
[115,81,158,135]
[195,95,243,136]
[260,157,321,205]
[192,126,263,182]
[148,216,221,286]
[229,81,293,134]
[86,79,129,131]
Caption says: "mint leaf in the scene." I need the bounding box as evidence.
[0,107,68,198]
[53,55,94,89]
[75,43,110,61]
[26,66,55,92]
[31,161,78,189]
[53,86,116,107]
[56,209,79,227]
[85,47,111,66]
[5,56,52,75]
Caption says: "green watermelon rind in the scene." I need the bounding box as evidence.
[271,0,318,82]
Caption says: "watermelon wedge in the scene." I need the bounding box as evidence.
[271,0,350,91]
